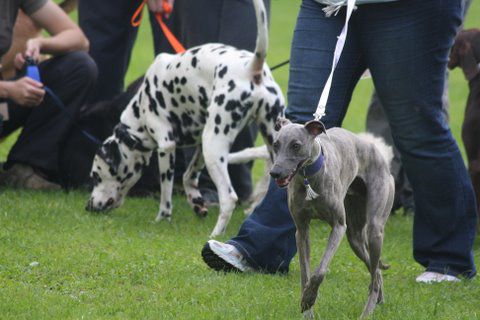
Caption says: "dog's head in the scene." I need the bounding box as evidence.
[269,118,326,187]
[448,29,480,81]
[86,135,150,212]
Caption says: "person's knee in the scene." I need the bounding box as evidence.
[63,51,98,85]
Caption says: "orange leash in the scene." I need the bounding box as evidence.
[131,0,186,54]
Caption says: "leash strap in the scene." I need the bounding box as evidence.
[314,0,356,120]
[44,87,103,146]
[132,0,186,54]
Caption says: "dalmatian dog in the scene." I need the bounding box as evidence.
[85,0,285,237]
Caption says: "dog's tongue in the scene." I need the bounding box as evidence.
[275,178,288,187]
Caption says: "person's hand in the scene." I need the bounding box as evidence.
[147,0,174,16]
[13,53,26,70]
[5,77,45,107]
[25,38,43,63]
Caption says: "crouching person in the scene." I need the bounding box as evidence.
[0,0,97,189]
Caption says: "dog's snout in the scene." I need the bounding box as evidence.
[85,198,94,211]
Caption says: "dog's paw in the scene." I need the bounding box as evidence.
[155,211,172,222]
[301,285,319,313]
[302,308,314,319]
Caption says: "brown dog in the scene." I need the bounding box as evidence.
[0,0,78,79]
[448,28,480,224]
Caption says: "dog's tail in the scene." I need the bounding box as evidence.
[250,0,269,82]
[357,133,394,169]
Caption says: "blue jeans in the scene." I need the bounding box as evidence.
[229,0,477,277]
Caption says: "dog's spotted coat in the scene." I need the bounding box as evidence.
[86,0,285,237]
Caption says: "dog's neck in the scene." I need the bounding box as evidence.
[301,137,324,176]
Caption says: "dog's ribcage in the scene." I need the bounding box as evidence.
[121,44,283,149]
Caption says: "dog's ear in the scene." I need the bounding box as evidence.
[97,140,122,175]
[274,117,291,131]
[455,40,479,81]
[304,120,326,137]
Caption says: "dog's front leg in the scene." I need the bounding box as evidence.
[155,147,175,222]
[293,215,313,319]
[301,212,346,314]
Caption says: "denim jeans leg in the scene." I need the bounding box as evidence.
[229,0,366,273]
[360,0,476,277]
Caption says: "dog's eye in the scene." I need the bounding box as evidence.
[291,142,301,150]
[273,141,280,152]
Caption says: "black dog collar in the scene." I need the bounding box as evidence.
[114,123,150,152]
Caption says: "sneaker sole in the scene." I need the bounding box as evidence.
[201,242,242,273]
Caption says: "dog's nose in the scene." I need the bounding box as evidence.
[270,170,281,179]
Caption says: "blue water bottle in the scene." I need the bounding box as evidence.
[25,57,41,82]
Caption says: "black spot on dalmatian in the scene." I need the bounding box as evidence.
[166,201,171,209]
[241,91,251,101]
[174,77,179,84]
[255,52,261,59]
[219,50,227,55]
[132,101,140,118]
[228,80,236,92]
[220,157,224,163]
[91,171,102,187]
[169,154,175,167]
[190,48,200,55]
[97,140,122,176]
[163,80,174,94]
[215,114,222,125]
[225,100,241,111]
[176,62,181,69]
[153,76,158,87]
[214,127,219,134]
[188,96,195,103]
[156,91,166,109]
[218,66,228,78]
[168,131,175,141]
[149,128,155,134]
[198,86,208,108]
[231,112,241,122]
[223,125,230,135]
[267,134,274,145]
[134,162,143,172]
[180,96,186,103]
[123,166,128,174]
[159,152,166,157]
[180,77,187,85]
[171,97,179,107]
[261,11,266,24]
[138,127,144,133]
[250,82,254,91]
[266,86,277,95]
[121,172,133,184]
[191,56,198,68]
[214,94,225,106]
[166,170,173,181]
[161,173,166,182]
[182,113,193,127]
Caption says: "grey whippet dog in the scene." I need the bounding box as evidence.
[270,118,394,319]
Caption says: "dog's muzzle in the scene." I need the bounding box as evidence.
[85,197,115,212]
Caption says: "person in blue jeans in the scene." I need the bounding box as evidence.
[202,0,477,282]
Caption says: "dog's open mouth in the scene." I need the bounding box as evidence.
[275,171,296,188]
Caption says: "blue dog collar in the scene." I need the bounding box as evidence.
[302,152,325,177]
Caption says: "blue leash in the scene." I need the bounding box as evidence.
[26,59,103,146]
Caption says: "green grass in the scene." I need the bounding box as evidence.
[1,1,480,319]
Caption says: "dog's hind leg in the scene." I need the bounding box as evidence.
[361,178,392,319]
[345,195,371,270]
[301,207,346,314]
[155,145,176,222]
[183,146,208,217]
[203,140,238,237]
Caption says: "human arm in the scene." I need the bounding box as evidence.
[16,0,88,65]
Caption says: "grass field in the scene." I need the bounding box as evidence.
[1,1,480,319]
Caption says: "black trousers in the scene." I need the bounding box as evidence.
[1,52,97,181]
[78,0,269,200]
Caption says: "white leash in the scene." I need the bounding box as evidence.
[314,0,357,120]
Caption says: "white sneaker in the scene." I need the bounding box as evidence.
[416,271,461,283]
[202,240,252,272]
